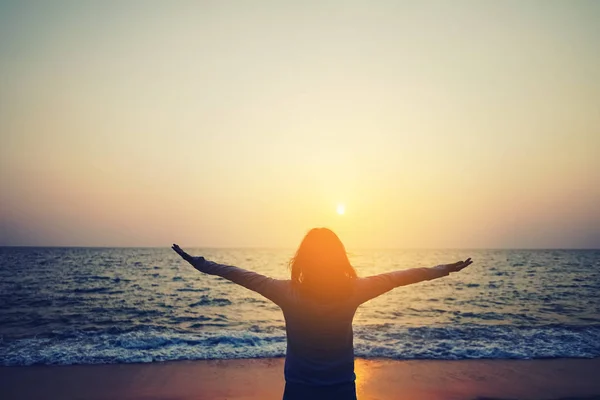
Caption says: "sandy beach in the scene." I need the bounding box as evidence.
[1,358,599,400]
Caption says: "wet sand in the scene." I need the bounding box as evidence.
[1,358,599,400]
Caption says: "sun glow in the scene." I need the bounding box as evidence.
[336,204,345,215]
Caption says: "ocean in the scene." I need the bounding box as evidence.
[1,247,599,366]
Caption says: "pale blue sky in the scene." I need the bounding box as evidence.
[1,1,599,248]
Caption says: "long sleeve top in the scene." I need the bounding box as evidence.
[190,257,450,386]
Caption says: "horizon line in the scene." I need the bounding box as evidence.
[1,245,599,251]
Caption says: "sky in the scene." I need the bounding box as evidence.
[1,1,599,249]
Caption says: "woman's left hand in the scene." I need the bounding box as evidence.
[172,244,193,262]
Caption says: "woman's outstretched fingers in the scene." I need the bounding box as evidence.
[446,258,473,272]
[172,244,194,262]
[458,258,473,271]
[172,244,185,257]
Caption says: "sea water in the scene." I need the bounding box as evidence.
[1,247,599,365]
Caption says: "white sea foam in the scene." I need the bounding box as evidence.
[1,324,599,366]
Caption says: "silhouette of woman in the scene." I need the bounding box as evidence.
[172,227,472,400]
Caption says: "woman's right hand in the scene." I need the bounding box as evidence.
[443,258,473,273]
[172,244,193,262]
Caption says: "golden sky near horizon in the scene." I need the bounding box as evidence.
[1,1,599,248]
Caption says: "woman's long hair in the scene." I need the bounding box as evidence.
[289,228,357,300]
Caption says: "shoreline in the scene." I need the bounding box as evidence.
[1,358,600,400]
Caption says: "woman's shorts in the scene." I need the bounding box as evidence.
[282,381,357,400]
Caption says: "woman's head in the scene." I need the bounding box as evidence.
[290,228,356,297]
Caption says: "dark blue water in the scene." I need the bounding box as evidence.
[1,248,599,365]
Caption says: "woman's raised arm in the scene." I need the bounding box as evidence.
[353,258,472,305]
[171,244,288,306]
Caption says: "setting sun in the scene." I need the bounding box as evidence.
[337,204,346,215]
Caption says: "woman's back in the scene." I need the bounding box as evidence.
[282,282,359,385]
[243,268,456,386]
